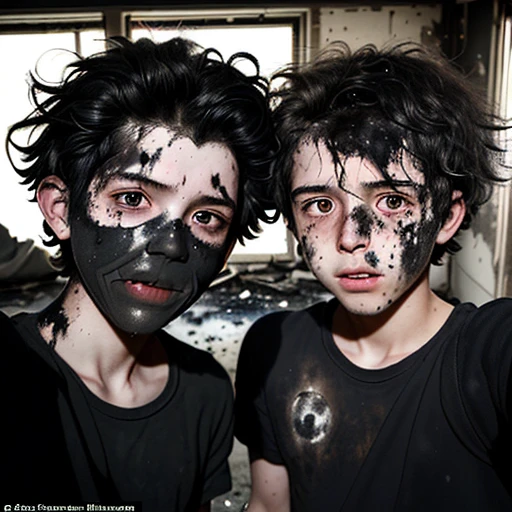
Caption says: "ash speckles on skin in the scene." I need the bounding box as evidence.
[364,251,379,268]
[292,390,332,443]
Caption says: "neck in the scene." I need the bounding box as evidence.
[37,276,168,406]
[332,271,453,369]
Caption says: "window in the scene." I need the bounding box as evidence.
[129,9,307,261]
[0,15,105,247]
[0,8,308,262]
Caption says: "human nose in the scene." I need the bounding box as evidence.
[338,203,372,254]
[146,219,189,262]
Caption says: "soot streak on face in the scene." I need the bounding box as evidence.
[351,205,374,238]
[398,217,439,278]
[211,173,231,203]
[300,235,316,265]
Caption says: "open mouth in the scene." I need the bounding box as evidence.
[124,280,174,304]
[338,271,382,291]
[343,273,375,279]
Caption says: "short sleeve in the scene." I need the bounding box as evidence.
[234,312,286,464]
[460,299,512,438]
[200,367,235,504]
[442,298,512,464]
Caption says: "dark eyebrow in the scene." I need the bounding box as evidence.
[291,184,331,202]
[198,194,236,211]
[360,180,416,190]
[112,172,168,190]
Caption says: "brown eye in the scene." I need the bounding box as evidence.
[317,199,333,213]
[385,195,403,210]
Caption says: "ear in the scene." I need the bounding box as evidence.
[435,190,466,245]
[37,176,70,241]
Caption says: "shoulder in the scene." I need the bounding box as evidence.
[458,298,512,351]
[237,299,335,374]
[1,310,38,356]
[442,299,512,458]
[158,329,232,392]
[468,297,512,323]
[244,298,334,345]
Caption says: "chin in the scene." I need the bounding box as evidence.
[338,298,396,317]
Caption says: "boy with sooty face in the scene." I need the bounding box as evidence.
[234,42,512,511]
[2,37,275,511]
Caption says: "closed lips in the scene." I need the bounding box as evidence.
[124,280,174,304]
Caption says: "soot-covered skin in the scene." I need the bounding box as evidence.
[66,126,238,335]
[291,139,441,315]
[69,212,230,334]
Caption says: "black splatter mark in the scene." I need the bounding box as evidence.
[140,151,150,166]
[364,251,379,268]
[38,297,70,349]
[211,173,231,203]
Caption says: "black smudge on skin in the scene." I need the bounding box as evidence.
[364,251,379,268]
[398,217,439,278]
[350,205,374,238]
[148,147,163,172]
[211,173,232,203]
[140,151,150,166]
[322,116,407,184]
[300,235,316,264]
[37,296,70,349]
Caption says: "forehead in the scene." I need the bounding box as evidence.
[135,126,238,183]
[291,138,425,189]
[95,125,239,190]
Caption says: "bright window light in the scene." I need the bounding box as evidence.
[0,30,105,248]
[132,24,294,258]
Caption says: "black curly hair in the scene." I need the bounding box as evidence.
[7,36,277,273]
[270,41,509,264]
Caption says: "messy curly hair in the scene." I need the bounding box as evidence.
[271,41,508,264]
[7,36,277,273]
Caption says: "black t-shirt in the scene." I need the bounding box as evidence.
[234,298,512,511]
[2,311,233,511]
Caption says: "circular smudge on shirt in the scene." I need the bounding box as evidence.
[292,390,332,443]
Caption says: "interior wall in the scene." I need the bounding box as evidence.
[319,4,442,49]
[448,0,505,305]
